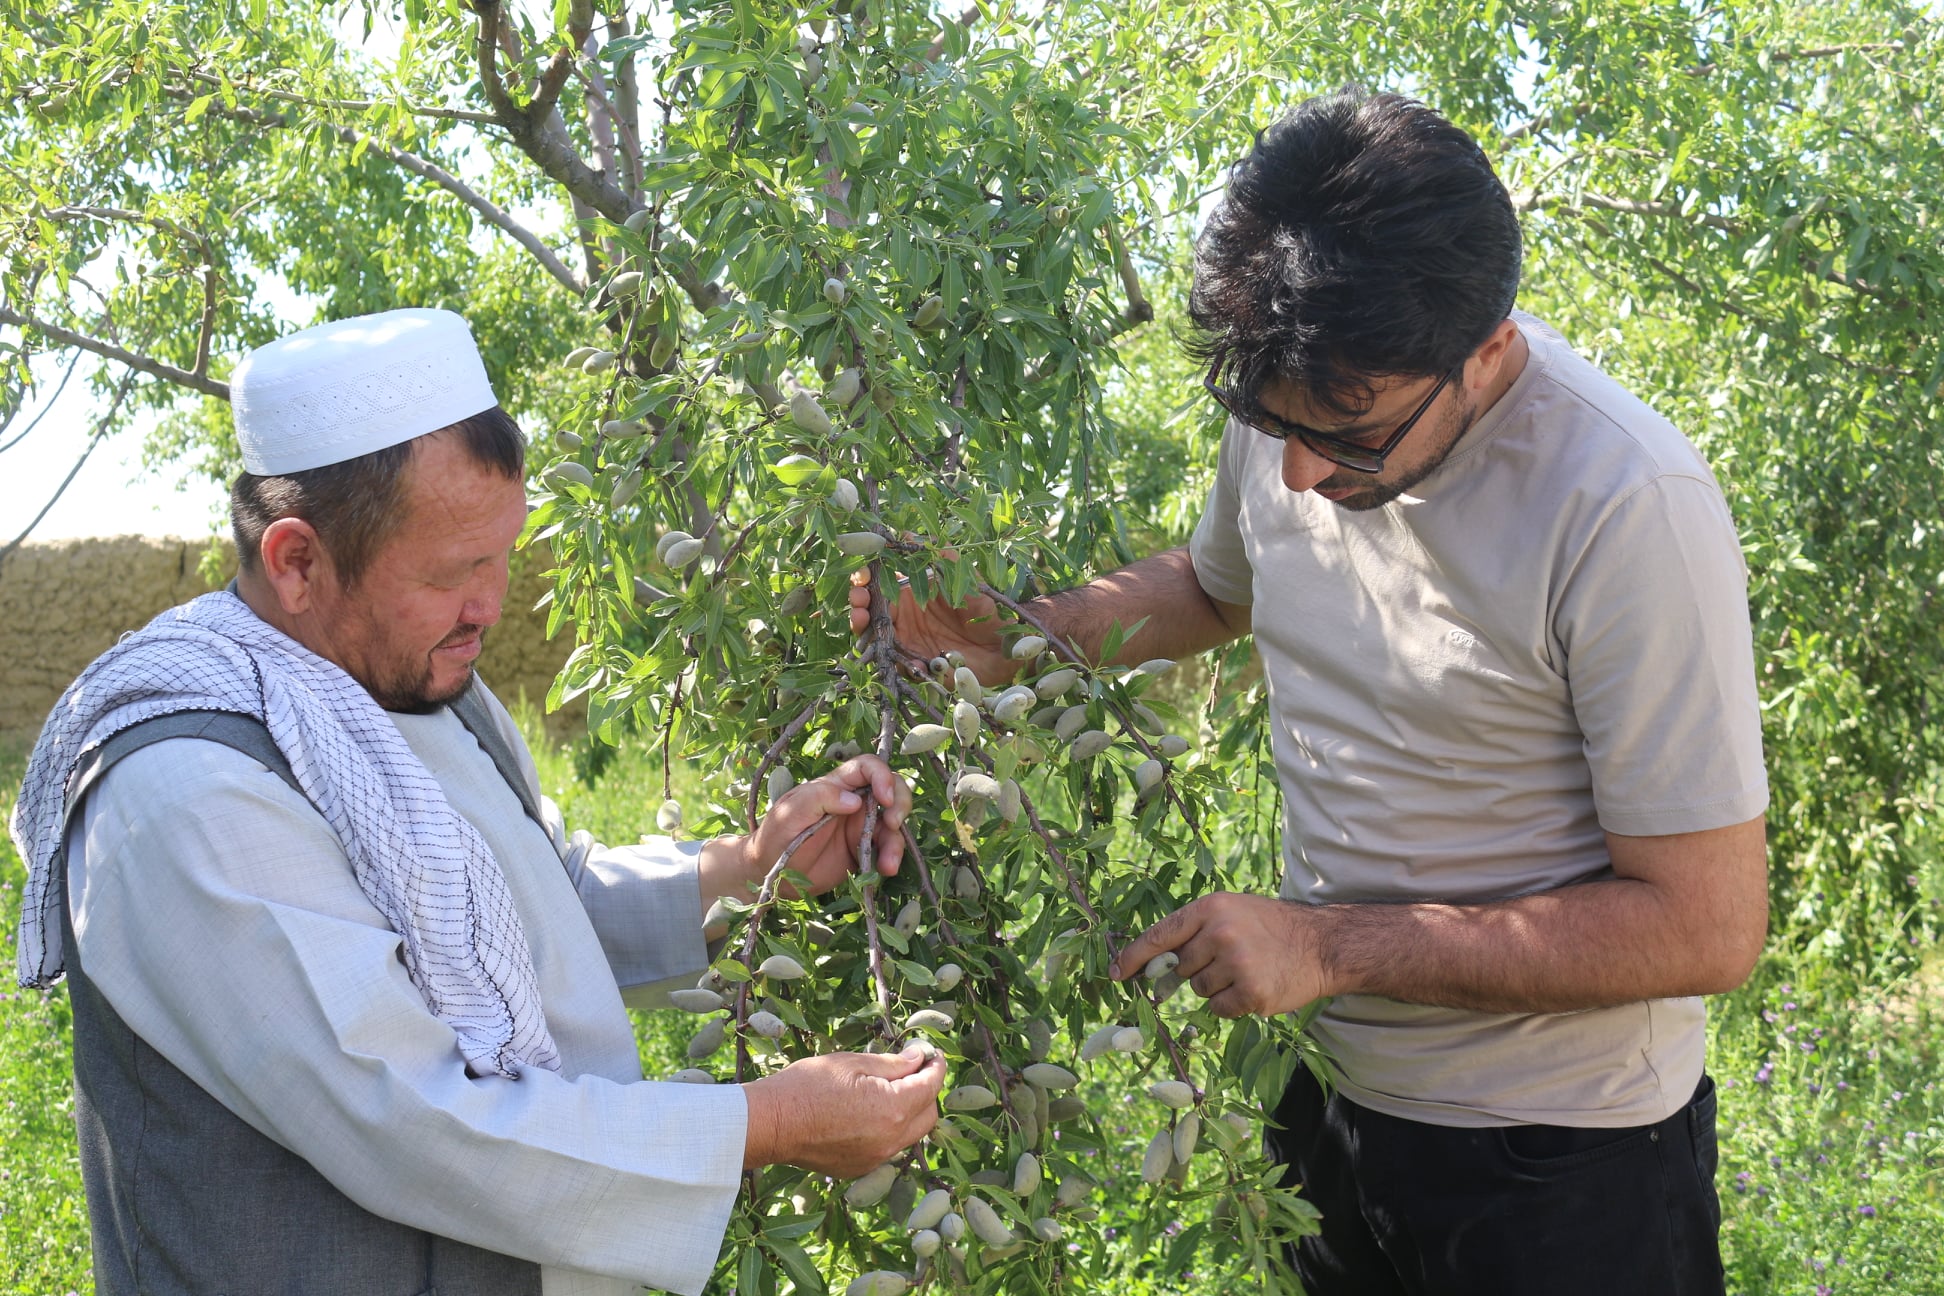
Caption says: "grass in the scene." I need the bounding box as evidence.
[4,721,1943,1294]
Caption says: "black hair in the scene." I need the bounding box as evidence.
[1186,88,1522,417]
[230,405,526,589]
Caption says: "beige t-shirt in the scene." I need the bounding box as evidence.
[1189,314,1768,1128]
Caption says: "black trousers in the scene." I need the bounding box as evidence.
[1265,1068,1726,1296]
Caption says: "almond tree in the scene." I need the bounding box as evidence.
[6,2,1944,1292]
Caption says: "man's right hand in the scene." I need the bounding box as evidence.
[739,1045,947,1177]
[847,570,1015,686]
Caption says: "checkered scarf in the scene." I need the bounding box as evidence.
[11,590,561,1079]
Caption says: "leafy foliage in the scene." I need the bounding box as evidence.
[6,1,1944,1292]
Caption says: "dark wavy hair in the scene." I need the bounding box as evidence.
[230,406,526,589]
[1186,88,1522,418]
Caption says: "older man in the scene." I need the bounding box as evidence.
[13,308,943,1295]
[856,90,1767,1293]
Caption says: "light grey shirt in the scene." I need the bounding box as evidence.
[1191,314,1769,1127]
[65,682,746,1295]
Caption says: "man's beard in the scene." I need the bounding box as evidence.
[369,626,485,713]
[1321,400,1479,511]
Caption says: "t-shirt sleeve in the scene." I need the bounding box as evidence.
[1188,418,1257,607]
[1554,473,1769,837]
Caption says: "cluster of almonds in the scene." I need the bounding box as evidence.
[659,953,813,1074]
[889,630,1189,824]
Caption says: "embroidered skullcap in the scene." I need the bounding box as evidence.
[231,308,499,475]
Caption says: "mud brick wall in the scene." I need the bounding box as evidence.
[0,536,581,740]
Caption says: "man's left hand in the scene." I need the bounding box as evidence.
[1111,892,1331,1018]
[742,755,913,898]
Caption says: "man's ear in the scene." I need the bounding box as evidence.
[1467,317,1522,390]
[257,517,330,616]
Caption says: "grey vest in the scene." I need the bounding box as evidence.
[57,689,549,1295]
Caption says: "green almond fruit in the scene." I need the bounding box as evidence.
[834,531,887,557]
[1031,1217,1062,1243]
[823,276,847,306]
[648,334,677,370]
[1148,1080,1196,1109]
[623,209,653,233]
[655,529,696,564]
[609,270,644,298]
[1069,729,1112,760]
[953,700,981,744]
[911,1228,941,1258]
[936,1210,965,1242]
[666,988,724,1013]
[933,962,963,991]
[1020,1063,1078,1091]
[826,367,862,406]
[830,477,860,512]
[563,345,599,369]
[963,1195,1013,1247]
[602,418,646,440]
[943,1084,997,1111]
[668,1067,715,1084]
[905,1008,955,1033]
[1033,668,1079,699]
[844,1272,908,1296]
[611,469,644,509]
[906,1189,952,1232]
[1141,1129,1173,1184]
[655,797,682,832]
[790,391,833,436]
[1157,734,1191,758]
[900,724,952,755]
[748,1010,786,1039]
[582,349,616,374]
[544,462,595,490]
[1010,635,1047,660]
[759,954,808,980]
[1012,1151,1041,1196]
[1174,1112,1202,1162]
[663,537,705,568]
[912,294,944,329]
[686,1017,727,1059]
[844,1162,899,1208]
[1079,1024,1121,1063]
[554,429,583,451]
[954,772,1000,802]
[1054,706,1091,742]
[1143,952,1178,980]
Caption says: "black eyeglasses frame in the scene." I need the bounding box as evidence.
[1204,361,1465,474]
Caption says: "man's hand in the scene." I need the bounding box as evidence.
[740,1045,947,1176]
[1111,892,1331,1019]
[847,568,1015,685]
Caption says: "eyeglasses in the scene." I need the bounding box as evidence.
[1204,361,1464,474]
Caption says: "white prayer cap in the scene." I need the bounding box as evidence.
[231,308,500,476]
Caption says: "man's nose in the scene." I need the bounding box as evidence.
[1281,437,1337,494]
[465,563,508,628]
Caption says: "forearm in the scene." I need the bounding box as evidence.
[696,834,756,938]
[1319,875,1757,1014]
[1023,546,1246,668]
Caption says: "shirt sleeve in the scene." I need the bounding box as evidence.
[1188,417,1258,606]
[68,740,746,1296]
[470,679,714,1002]
[1554,472,1770,837]
[555,820,715,1009]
